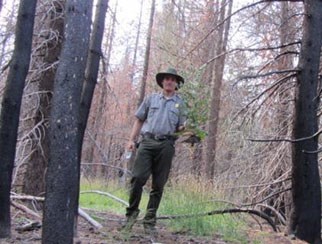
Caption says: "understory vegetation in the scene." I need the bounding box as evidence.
[79,178,258,243]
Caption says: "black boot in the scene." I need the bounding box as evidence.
[121,209,140,232]
[143,211,157,235]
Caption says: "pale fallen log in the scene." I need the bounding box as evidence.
[11,200,41,220]
[80,190,129,207]
[10,193,103,229]
[78,208,103,229]
[11,194,44,201]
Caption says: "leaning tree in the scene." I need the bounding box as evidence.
[0,0,37,238]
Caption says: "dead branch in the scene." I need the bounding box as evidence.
[232,41,300,53]
[15,221,42,232]
[241,187,291,208]
[11,194,44,201]
[10,193,104,229]
[78,208,103,229]
[256,203,286,226]
[248,127,322,143]
[157,208,277,232]
[182,0,270,61]
[233,73,296,120]
[239,69,298,80]
[11,200,41,220]
[201,42,300,70]
[80,190,129,207]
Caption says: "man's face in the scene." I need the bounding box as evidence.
[162,75,178,92]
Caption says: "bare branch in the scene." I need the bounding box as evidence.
[238,69,298,80]
[157,208,277,232]
[80,190,129,207]
[233,73,296,120]
[256,203,286,226]
[248,128,322,143]
[182,0,270,62]
[10,193,104,229]
[10,201,41,220]
[78,208,103,229]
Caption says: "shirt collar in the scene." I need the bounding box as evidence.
[159,92,177,101]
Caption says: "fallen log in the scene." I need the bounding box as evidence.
[11,200,41,220]
[80,190,129,206]
[157,208,277,232]
[10,193,103,229]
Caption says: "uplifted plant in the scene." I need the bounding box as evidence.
[177,69,209,144]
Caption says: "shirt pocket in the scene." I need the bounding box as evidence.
[169,107,179,126]
[148,105,159,120]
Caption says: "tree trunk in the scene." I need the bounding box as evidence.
[75,0,108,234]
[22,0,65,197]
[130,0,143,85]
[85,1,116,173]
[0,0,37,238]
[137,0,155,107]
[288,0,322,243]
[205,0,233,179]
[42,1,92,243]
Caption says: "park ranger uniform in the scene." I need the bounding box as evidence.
[126,92,187,230]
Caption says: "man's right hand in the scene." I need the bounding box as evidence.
[127,141,136,151]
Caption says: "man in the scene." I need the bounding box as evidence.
[124,68,186,234]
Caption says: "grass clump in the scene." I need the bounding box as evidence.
[79,178,129,214]
[158,176,249,243]
[79,177,249,243]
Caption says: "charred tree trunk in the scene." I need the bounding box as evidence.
[75,0,108,233]
[0,0,37,238]
[288,0,322,243]
[42,1,92,243]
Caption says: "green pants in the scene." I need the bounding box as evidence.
[126,137,175,226]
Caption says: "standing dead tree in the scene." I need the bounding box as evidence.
[21,0,65,197]
[0,0,37,238]
[288,0,322,242]
[42,0,92,243]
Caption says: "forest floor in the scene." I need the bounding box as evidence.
[1,208,307,244]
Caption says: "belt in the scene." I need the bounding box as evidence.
[143,132,177,141]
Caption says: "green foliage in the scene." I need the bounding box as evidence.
[79,178,249,243]
[159,185,248,243]
[179,68,209,140]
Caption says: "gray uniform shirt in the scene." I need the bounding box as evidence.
[135,92,187,135]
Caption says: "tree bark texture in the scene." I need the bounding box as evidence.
[42,1,92,243]
[0,0,37,238]
[288,0,322,243]
[22,0,65,197]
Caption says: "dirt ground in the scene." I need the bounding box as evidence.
[2,209,307,244]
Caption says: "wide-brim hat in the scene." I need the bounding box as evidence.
[156,68,185,89]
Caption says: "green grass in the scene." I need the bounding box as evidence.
[79,178,249,243]
[158,179,249,243]
[79,179,130,214]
